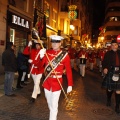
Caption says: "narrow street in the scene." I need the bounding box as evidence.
[0,66,120,120]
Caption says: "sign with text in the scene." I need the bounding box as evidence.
[7,10,31,31]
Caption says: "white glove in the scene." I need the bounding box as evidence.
[28,59,33,63]
[28,41,32,47]
[67,86,72,93]
[40,48,46,58]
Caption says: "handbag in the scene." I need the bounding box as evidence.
[112,74,119,82]
[112,52,120,82]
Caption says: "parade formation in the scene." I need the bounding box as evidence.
[1,0,120,120]
[2,28,120,119]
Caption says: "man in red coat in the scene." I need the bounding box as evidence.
[78,47,88,77]
[40,35,73,120]
[23,41,44,103]
[88,49,95,70]
[68,46,76,69]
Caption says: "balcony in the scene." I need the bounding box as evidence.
[106,2,120,10]
[105,11,120,19]
[105,21,120,26]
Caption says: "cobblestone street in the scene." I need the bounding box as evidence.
[0,67,120,120]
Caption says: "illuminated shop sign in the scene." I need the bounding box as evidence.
[7,10,30,30]
[12,15,29,29]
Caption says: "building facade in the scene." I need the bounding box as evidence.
[104,0,120,44]
[79,0,93,47]
[0,0,34,73]
[0,0,93,73]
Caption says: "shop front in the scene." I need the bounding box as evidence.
[7,10,31,55]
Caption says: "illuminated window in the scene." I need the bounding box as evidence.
[60,19,64,32]
[9,0,27,11]
[10,28,15,43]
[67,21,69,35]
[73,26,78,35]
[52,9,57,28]
[110,17,118,21]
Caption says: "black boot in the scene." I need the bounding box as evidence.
[115,93,120,114]
[106,90,113,106]
[21,81,27,86]
[29,98,35,103]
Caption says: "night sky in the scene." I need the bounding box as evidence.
[92,0,106,29]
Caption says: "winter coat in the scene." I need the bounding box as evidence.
[2,48,17,72]
[102,50,120,90]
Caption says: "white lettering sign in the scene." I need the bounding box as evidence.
[12,15,29,29]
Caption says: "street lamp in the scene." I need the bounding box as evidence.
[101,36,104,42]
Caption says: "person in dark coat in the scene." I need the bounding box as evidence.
[102,39,120,114]
[2,42,17,96]
[16,46,29,89]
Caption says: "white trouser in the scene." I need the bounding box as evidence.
[70,59,74,68]
[44,89,61,120]
[21,72,26,81]
[80,64,86,77]
[31,74,42,99]
[96,58,99,66]
[90,63,93,70]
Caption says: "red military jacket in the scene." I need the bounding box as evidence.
[23,46,44,74]
[68,48,76,59]
[88,51,95,63]
[99,50,107,61]
[78,50,88,59]
[42,49,73,92]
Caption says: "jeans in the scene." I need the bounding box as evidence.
[4,71,15,95]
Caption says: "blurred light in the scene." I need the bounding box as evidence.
[101,36,104,40]
[70,25,75,30]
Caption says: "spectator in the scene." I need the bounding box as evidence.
[102,39,120,114]
[16,46,28,89]
[2,42,17,97]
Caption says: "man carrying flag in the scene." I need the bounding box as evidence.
[23,40,44,103]
[39,35,73,120]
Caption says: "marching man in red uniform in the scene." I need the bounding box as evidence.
[88,49,95,71]
[23,40,44,103]
[68,46,76,69]
[78,47,88,77]
[40,35,73,120]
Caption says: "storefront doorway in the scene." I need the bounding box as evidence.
[10,28,27,55]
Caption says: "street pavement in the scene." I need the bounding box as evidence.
[0,67,120,120]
